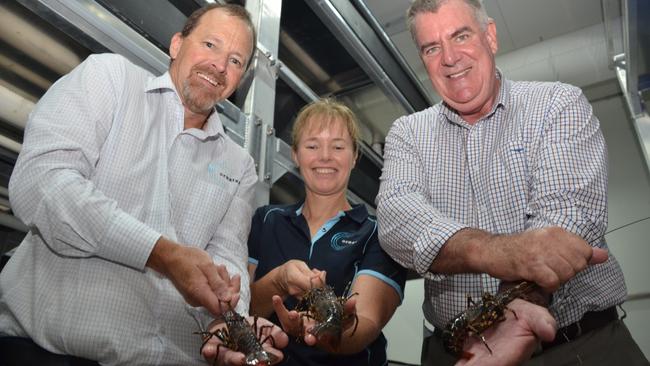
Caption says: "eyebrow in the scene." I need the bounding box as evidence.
[205,35,245,60]
[419,26,473,53]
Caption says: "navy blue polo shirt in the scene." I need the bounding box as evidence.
[248,202,407,366]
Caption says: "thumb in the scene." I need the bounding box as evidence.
[589,247,609,265]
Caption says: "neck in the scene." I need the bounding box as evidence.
[461,77,501,125]
[183,107,211,130]
[302,191,351,222]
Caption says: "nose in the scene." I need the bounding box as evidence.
[211,53,228,73]
[318,146,331,160]
[441,44,460,67]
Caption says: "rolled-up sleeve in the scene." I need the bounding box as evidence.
[526,86,608,246]
[376,116,466,277]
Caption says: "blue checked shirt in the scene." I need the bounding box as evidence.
[376,74,627,329]
[0,54,256,365]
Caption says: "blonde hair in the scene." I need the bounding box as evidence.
[291,99,360,155]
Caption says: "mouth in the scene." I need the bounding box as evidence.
[447,68,470,79]
[196,71,224,88]
[313,168,337,174]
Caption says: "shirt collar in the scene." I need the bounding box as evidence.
[439,68,509,126]
[287,201,368,224]
[145,71,225,139]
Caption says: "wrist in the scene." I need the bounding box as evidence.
[146,237,176,275]
[270,265,288,297]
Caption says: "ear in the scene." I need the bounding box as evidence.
[169,32,183,60]
[486,20,498,55]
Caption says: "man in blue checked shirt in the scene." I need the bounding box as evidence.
[0,4,287,366]
[376,0,649,365]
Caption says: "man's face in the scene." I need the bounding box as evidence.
[414,0,499,123]
[169,9,253,115]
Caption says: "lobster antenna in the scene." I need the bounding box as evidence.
[605,216,650,235]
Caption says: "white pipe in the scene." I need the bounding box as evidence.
[0,134,22,154]
[0,52,53,90]
[0,83,35,130]
[0,3,81,75]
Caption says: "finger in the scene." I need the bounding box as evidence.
[200,263,229,293]
[304,332,318,346]
[589,247,609,265]
[228,274,241,308]
[343,296,357,315]
[509,299,557,342]
[201,341,218,359]
[220,349,246,366]
[272,295,298,334]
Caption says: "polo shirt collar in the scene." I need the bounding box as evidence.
[287,201,368,224]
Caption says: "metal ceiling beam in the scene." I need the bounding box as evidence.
[304,0,431,114]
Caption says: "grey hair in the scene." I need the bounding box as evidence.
[407,0,490,42]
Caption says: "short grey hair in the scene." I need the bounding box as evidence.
[407,0,490,42]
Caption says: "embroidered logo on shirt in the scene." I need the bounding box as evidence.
[330,232,358,251]
[208,163,241,184]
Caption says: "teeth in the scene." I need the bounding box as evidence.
[314,168,335,174]
[449,69,469,79]
[198,72,218,86]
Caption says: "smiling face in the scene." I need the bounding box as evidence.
[292,116,357,199]
[414,0,499,123]
[169,8,253,116]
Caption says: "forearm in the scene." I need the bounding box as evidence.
[331,314,381,355]
[250,266,285,317]
[429,228,494,274]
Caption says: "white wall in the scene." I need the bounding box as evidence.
[383,93,650,363]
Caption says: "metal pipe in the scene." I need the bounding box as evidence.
[0,3,81,76]
[0,83,34,130]
[352,0,432,105]
[0,212,28,233]
[0,135,22,154]
[0,52,53,90]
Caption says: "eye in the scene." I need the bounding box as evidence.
[204,41,214,49]
[423,45,440,56]
[229,57,243,67]
[305,144,317,150]
[456,33,470,42]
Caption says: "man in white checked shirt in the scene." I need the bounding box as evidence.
[0,4,287,366]
[377,0,649,365]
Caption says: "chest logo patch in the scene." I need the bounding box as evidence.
[330,232,358,251]
[208,163,240,184]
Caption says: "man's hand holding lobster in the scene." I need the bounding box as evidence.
[200,311,289,366]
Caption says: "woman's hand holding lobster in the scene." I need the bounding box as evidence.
[271,294,357,352]
[275,260,326,299]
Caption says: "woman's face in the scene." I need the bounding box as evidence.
[292,117,357,198]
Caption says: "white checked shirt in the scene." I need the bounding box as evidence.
[0,54,256,365]
[377,75,627,329]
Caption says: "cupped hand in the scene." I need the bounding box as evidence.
[201,316,289,366]
[271,294,357,353]
[455,299,556,366]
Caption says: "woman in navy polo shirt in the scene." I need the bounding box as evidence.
[247,99,407,366]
